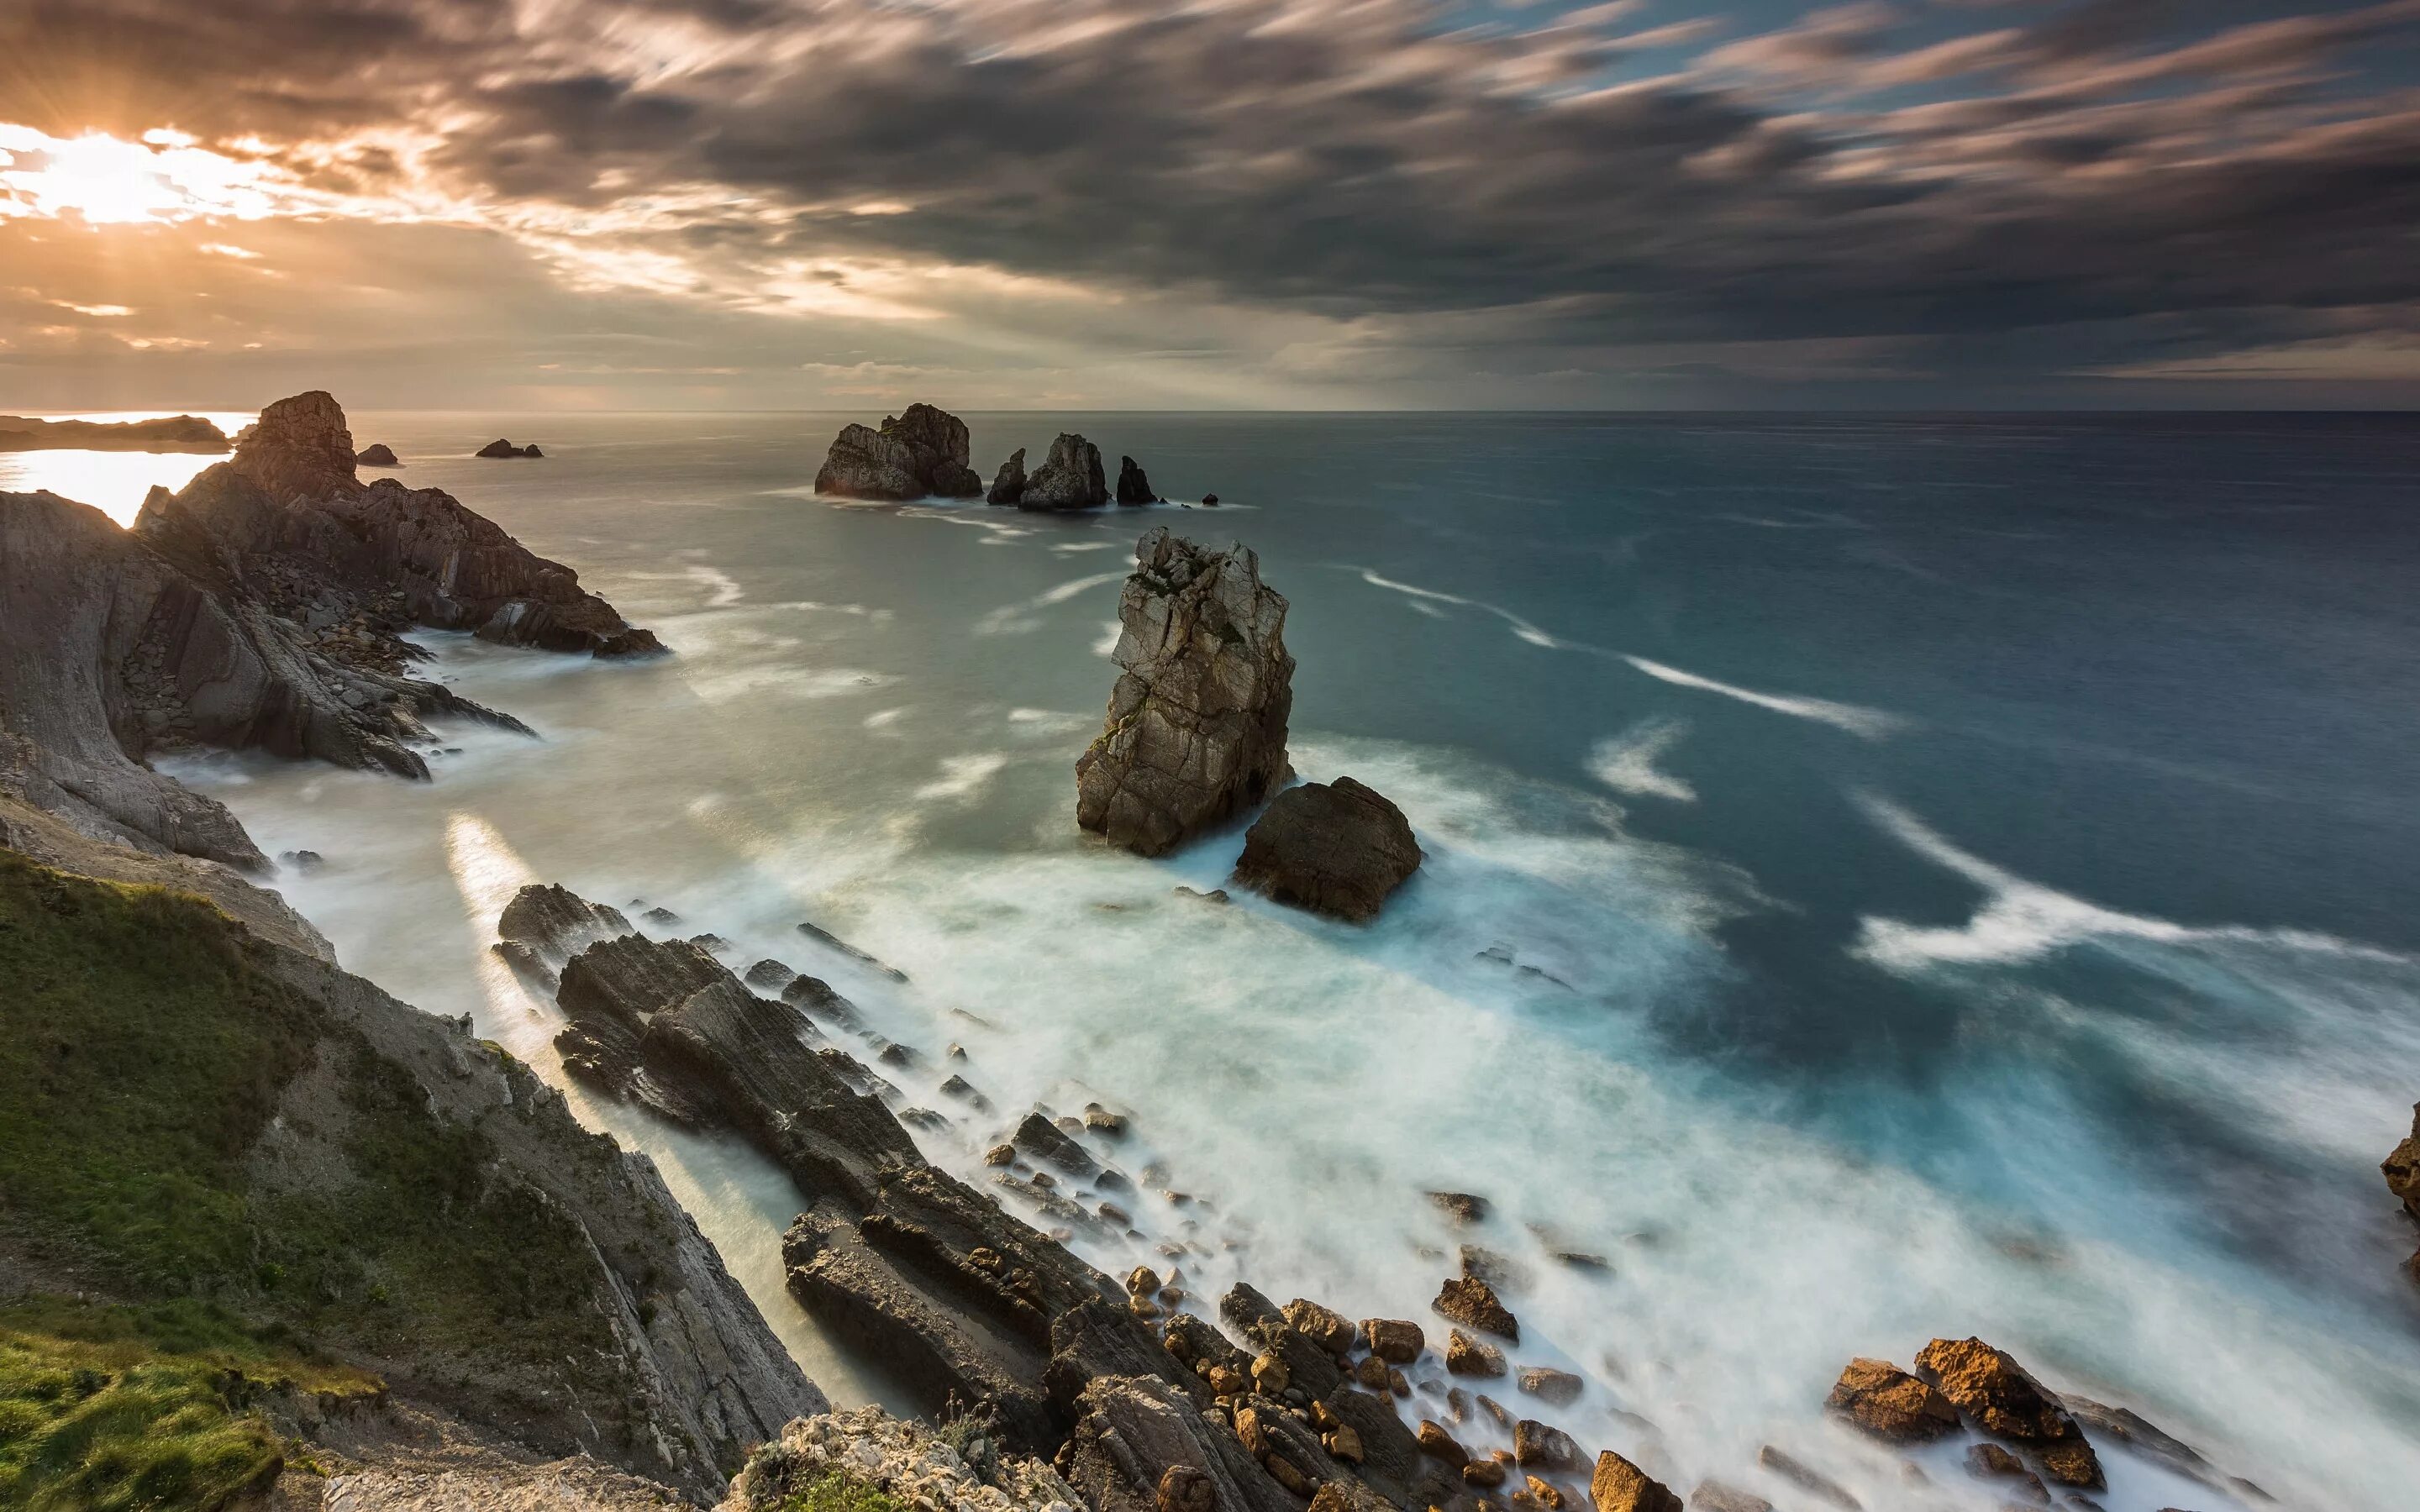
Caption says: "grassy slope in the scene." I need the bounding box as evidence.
[0,853,620,1507]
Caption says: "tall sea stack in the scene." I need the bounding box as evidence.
[1076,528,1293,855]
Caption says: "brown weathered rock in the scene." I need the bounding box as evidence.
[1232,777,1423,923]
[355,443,400,467]
[1361,1318,1424,1363]
[1076,529,1293,856]
[1159,1463,1216,1512]
[1354,1356,1391,1390]
[815,404,981,500]
[1463,1461,1507,1490]
[1020,433,1110,511]
[1284,1299,1357,1354]
[1518,1368,1583,1406]
[1417,1421,1470,1467]
[476,438,542,459]
[2387,1104,2420,1275]
[1824,1357,1960,1441]
[1513,1420,1581,1473]
[1434,1275,1519,1341]
[231,391,360,501]
[1589,1452,1680,1512]
[986,447,1028,507]
[1428,1191,1490,1226]
[1445,1330,1507,1378]
[1915,1337,2102,1488]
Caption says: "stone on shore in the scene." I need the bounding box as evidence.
[1076,528,1293,855]
[1914,1336,2104,1488]
[1433,1274,1518,1341]
[1591,1451,1681,1512]
[815,404,982,500]
[1444,1330,1506,1378]
[1232,776,1423,922]
[1118,455,1162,505]
[1020,433,1110,511]
[1519,1367,1584,1405]
[1825,1357,1960,1441]
[1363,1318,1424,1363]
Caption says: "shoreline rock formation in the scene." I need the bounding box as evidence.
[1116,455,1162,506]
[816,403,984,500]
[1021,433,1111,511]
[2386,1103,2419,1277]
[0,390,660,872]
[0,412,229,453]
[1076,528,1293,856]
[989,446,1028,506]
[1233,777,1423,922]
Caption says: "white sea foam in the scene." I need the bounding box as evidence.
[1586,717,1697,802]
[974,571,1125,635]
[913,752,1010,801]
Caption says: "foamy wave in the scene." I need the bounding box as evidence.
[913,752,1010,802]
[1623,655,1903,739]
[974,571,1125,636]
[1586,717,1697,803]
[1854,794,2408,970]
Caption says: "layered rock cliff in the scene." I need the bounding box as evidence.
[1076,529,1293,856]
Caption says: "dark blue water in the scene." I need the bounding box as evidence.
[146,409,2420,1509]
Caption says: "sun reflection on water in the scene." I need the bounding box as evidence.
[0,410,253,526]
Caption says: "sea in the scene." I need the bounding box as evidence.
[9,411,2420,1510]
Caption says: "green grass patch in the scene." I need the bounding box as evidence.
[775,1468,912,1512]
[0,1298,376,1511]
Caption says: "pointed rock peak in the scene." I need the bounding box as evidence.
[229,390,360,503]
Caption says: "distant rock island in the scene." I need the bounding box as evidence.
[814,403,982,499]
[477,437,544,458]
[0,412,229,453]
[356,441,401,465]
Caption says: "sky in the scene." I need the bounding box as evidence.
[1,0,2417,411]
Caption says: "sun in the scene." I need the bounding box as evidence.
[0,125,279,225]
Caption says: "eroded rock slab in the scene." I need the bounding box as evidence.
[1076,529,1292,856]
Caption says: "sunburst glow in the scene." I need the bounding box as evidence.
[0,125,284,224]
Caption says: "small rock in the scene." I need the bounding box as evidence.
[1201,493,1219,506]
[1914,1337,2103,1489]
[1283,1298,1357,1353]
[1464,1461,1507,1490]
[1757,1446,1861,1511]
[1512,1420,1581,1472]
[278,848,325,873]
[1252,1353,1291,1394]
[1323,1425,1364,1463]
[1825,1357,1960,1442]
[1689,1482,1773,1512]
[1158,1465,1214,1512]
[1967,1444,2049,1504]
[1518,1367,1582,1405]
[1361,1317,1424,1362]
[1434,1275,1519,1341]
[743,958,800,990]
[1173,885,1232,904]
[1127,1265,1162,1296]
[1591,1452,1681,1512]
[1355,1356,1390,1390]
[984,1143,1015,1166]
[1525,1475,1566,1510]
[1417,1420,1470,1466]
[1084,1104,1130,1138]
[1428,1190,1490,1226]
[1447,1330,1507,1378]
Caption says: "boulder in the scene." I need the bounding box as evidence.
[1445,1329,1506,1378]
[1513,1420,1582,1472]
[355,443,400,467]
[1362,1318,1424,1363]
[814,404,981,500]
[1020,433,1110,511]
[1433,1274,1519,1341]
[1282,1298,1357,1354]
[1076,529,1294,856]
[1518,1367,1584,1405]
[1590,1452,1681,1512]
[1201,493,1219,507]
[988,447,1028,507]
[1824,1357,1960,1441]
[2387,1104,2420,1275]
[1233,777,1422,923]
[1914,1336,2103,1489]
[1117,455,1161,506]
[1428,1190,1489,1226]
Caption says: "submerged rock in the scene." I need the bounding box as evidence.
[1914,1336,2104,1488]
[815,403,982,500]
[1020,433,1111,511]
[987,446,1028,507]
[356,443,400,466]
[1232,776,1422,922]
[1117,455,1162,506]
[1076,529,1294,856]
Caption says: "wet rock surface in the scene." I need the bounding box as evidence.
[1232,775,1423,922]
[2387,1103,2420,1275]
[1825,1357,1960,1441]
[1117,455,1162,505]
[1914,1336,2105,1489]
[1076,529,1293,856]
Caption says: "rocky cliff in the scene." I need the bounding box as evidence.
[0,821,822,1506]
[1076,529,1293,856]
[0,391,660,872]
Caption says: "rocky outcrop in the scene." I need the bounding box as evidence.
[815,404,983,500]
[1020,433,1110,512]
[1432,1273,1518,1341]
[2387,1104,2420,1275]
[1914,1336,2104,1489]
[1233,777,1423,922]
[988,447,1028,507]
[1076,530,1293,856]
[140,397,660,659]
[0,412,229,453]
[0,846,821,1505]
[476,438,544,458]
[722,1406,1079,1512]
[357,443,401,466]
[1116,456,1161,506]
[1824,1357,1960,1441]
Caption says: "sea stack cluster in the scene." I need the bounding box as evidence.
[813,403,1182,509]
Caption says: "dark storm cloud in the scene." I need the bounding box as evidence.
[4,0,2418,401]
